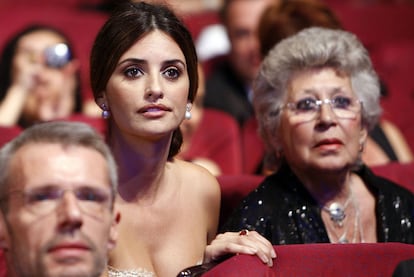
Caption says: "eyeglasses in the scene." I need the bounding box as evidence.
[282,96,362,123]
[6,186,113,217]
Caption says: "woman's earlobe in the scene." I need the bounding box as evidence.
[96,96,111,119]
[96,96,107,108]
[359,127,368,146]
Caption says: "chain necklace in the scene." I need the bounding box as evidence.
[321,190,352,228]
[322,186,365,243]
[326,204,357,243]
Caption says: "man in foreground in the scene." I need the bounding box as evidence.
[0,121,120,277]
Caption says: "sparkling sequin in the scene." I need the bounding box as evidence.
[393,197,401,210]
[401,218,412,230]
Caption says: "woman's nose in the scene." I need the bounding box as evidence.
[144,76,163,100]
[317,101,336,123]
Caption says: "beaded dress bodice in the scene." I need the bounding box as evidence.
[108,265,156,277]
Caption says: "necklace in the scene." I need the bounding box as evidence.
[322,184,366,243]
[336,205,358,243]
[352,193,365,243]
[321,191,352,227]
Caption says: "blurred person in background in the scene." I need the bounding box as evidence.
[0,25,83,128]
[203,0,276,126]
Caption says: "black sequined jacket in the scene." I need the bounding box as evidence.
[222,164,414,244]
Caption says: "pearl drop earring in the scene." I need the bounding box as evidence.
[101,104,111,119]
[185,104,191,120]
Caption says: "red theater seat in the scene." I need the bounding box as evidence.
[181,10,220,42]
[0,250,6,277]
[217,174,264,227]
[328,3,414,51]
[63,114,108,137]
[241,117,265,174]
[0,0,102,9]
[181,108,243,175]
[0,126,22,147]
[371,162,414,193]
[203,242,414,276]
[370,39,414,142]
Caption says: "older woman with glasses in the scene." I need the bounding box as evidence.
[222,27,414,244]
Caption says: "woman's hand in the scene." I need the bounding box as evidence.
[204,230,277,267]
[0,61,37,125]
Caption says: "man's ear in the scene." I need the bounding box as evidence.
[0,212,10,251]
[108,209,121,251]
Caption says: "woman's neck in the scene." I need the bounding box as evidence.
[291,165,353,205]
[109,128,173,202]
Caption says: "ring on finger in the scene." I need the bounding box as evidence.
[239,229,249,236]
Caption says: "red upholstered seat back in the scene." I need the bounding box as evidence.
[181,10,220,42]
[241,117,265,174]
[0,116,107,149]
[0,251,6,277]
[181,108,243,175]
[204,242,414,276]
[62,114,108,138]
[328,3,414,51]
[371,162,414,193]
[0,126,22,148]
[370,39,414,149]
[217,174,264,227]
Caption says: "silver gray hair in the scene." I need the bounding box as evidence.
[253,27,381,167]
[0,121,118,206]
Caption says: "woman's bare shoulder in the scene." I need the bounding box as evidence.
[173,159,221,195]
[172,159,221,241]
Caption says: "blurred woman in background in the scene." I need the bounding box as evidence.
[0,24,82,128]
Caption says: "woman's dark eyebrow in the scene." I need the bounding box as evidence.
[117,58,186,70]
[162,59,186,67]
[117,58,146,67]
